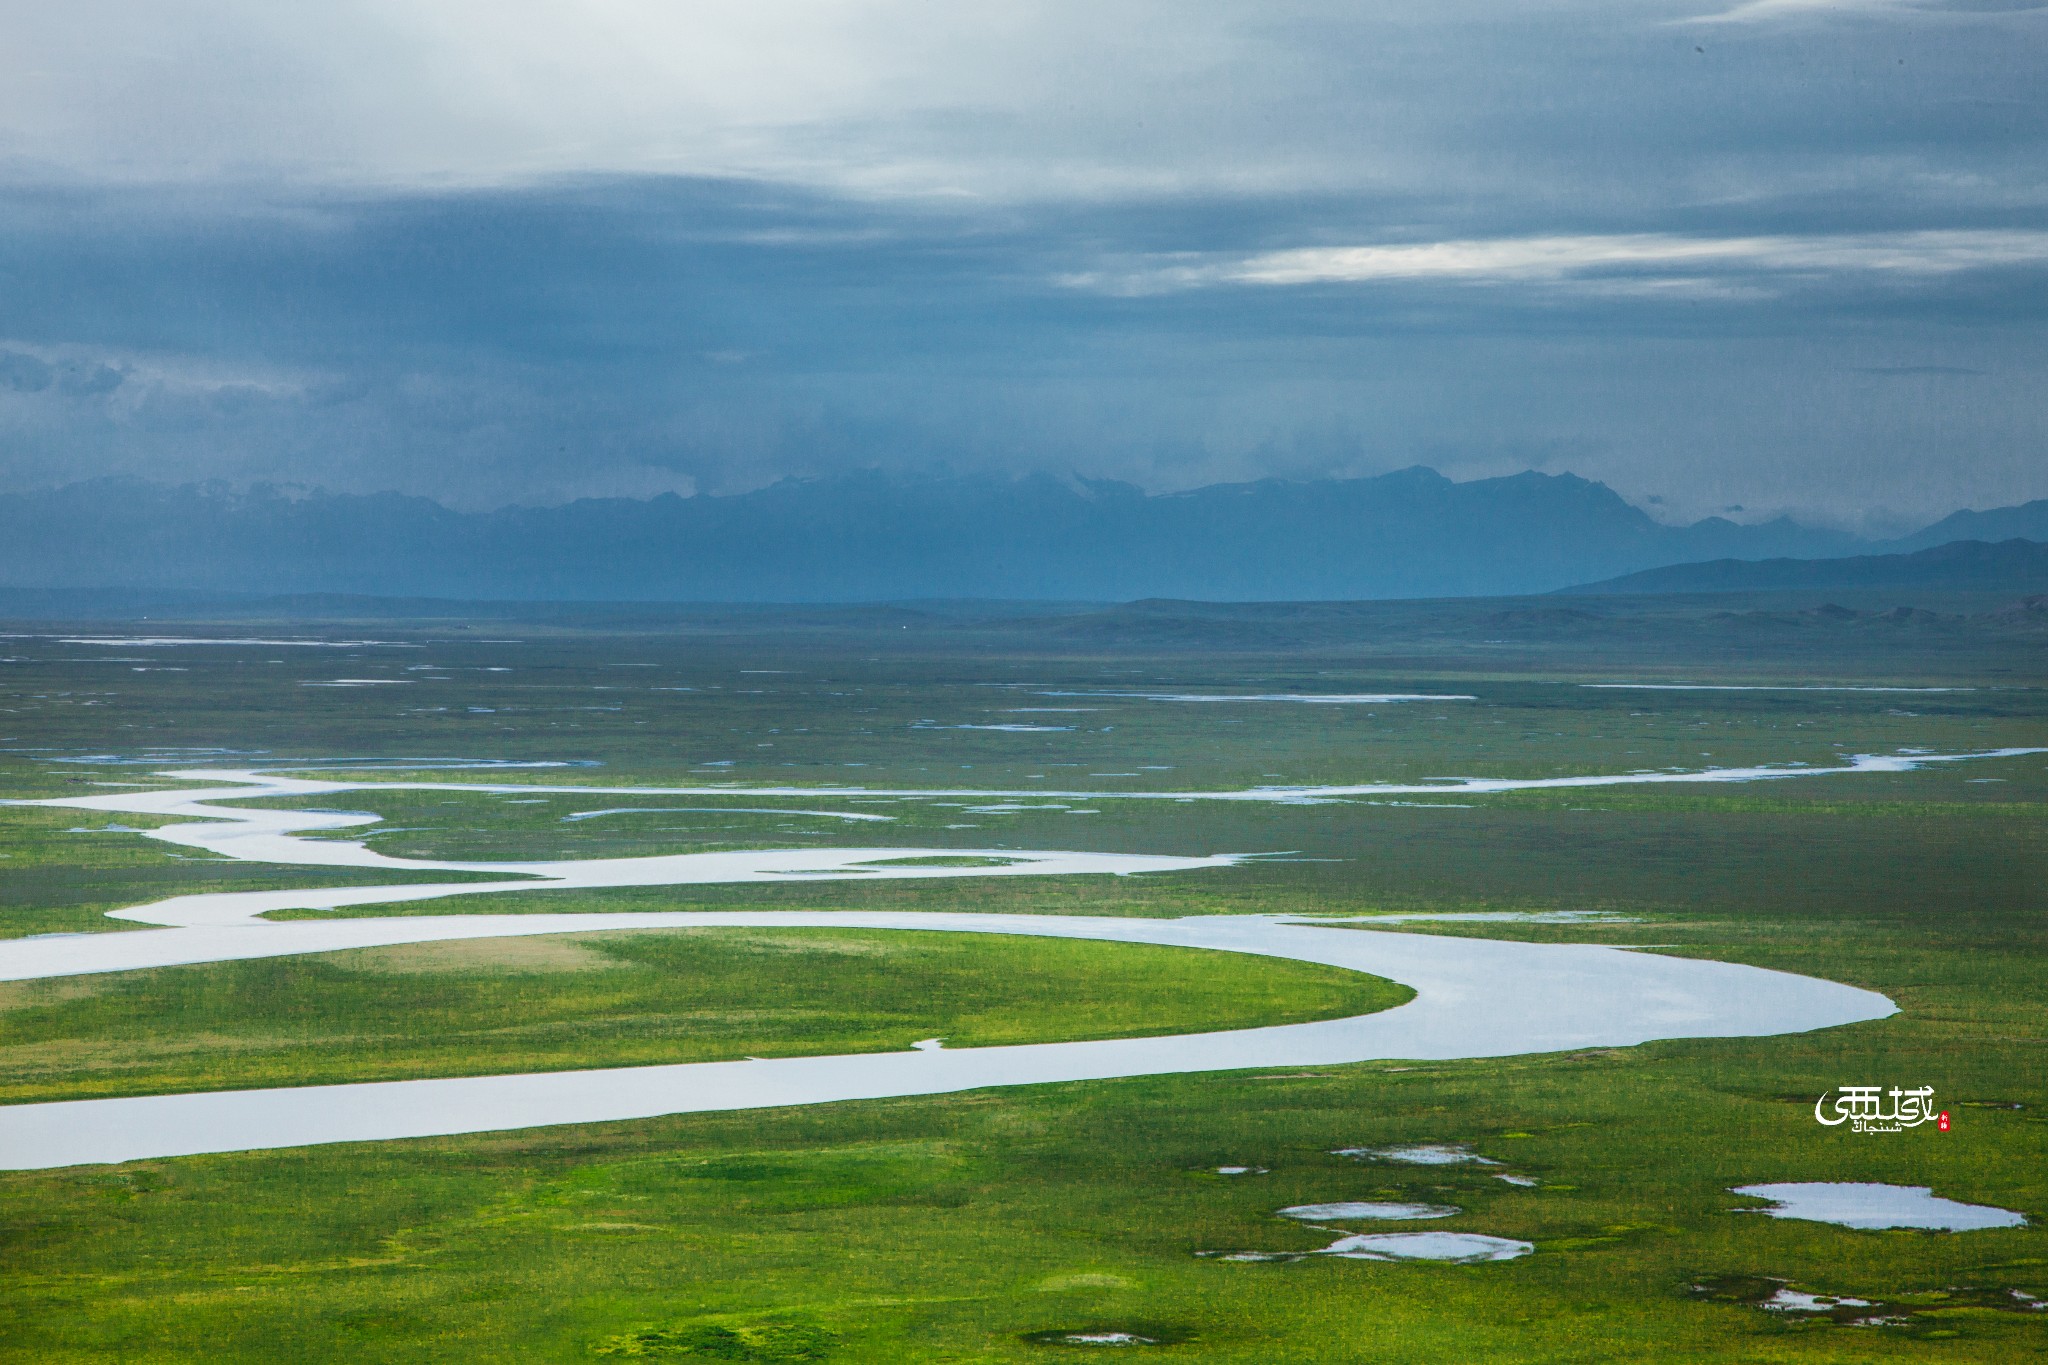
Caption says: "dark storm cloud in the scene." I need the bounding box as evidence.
[0,1,2043,522]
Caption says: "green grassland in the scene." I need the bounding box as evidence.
[0,622,2044,1361]
[0,926,1406,1104]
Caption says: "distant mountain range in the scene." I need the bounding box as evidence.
[0,469,2042,602]
[1884,502,2048,553]
[1568,537,2048,596]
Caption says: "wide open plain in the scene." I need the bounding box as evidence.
[1,601,2042,1361]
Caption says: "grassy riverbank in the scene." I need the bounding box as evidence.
[0,926,1405,1104]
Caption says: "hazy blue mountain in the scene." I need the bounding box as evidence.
[1885,499,2048,552]
[1567,538,2048,595]
[0,466,1974,602]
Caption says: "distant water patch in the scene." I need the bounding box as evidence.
[1584,684,1972,693]
[916,723,1075,732]
[1026,691,1476,705]
[561,806,893,823]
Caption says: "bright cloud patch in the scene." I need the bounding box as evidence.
[1064,231,2048,296]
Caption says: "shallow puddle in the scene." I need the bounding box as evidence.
[1320,1232,1532,1262]
[1334,1143,1499,1166]
[1021,1326,1184,1348]
[1203,1230,1531,1265]
[1763,1288,1872,1313]
[1277,1201,1457,1222]
[1690,1274,2046,1328]
[1731,1182,2026,1231]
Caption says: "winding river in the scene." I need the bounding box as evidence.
[2,749,2025,1170]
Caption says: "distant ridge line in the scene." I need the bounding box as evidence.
[1564,538,2048,595]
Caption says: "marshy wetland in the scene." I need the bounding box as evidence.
[0,620,2043,1360]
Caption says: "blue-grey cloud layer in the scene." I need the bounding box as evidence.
[0,1,2043,524]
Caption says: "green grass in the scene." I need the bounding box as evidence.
[0,926,1408,1103]
[2,1017,2041,1362]
[0,630,2044,1360]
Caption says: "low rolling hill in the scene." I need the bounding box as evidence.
[1565,538,2048,596]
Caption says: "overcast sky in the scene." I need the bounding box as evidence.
[2,0,2044,528]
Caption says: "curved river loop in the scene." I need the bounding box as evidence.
[1,747,2033,1170]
